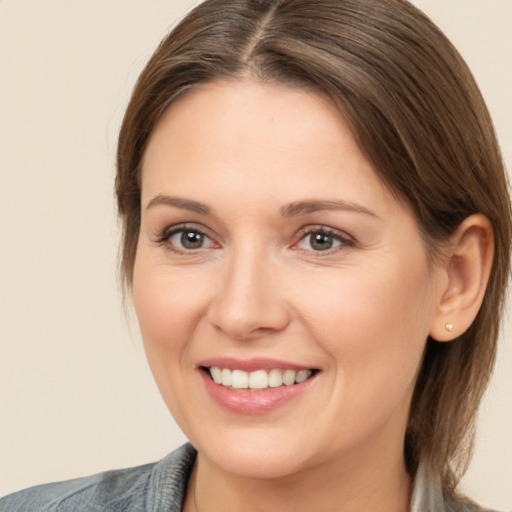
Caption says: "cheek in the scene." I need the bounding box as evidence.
[297,261,432,341]
[293,259,433,401]
[132,260,209,417]
[132,259,211,424]
[133,258,209,348]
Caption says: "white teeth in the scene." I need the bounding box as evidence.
[221,368,232,387]
[210,366,222,384]
[295,369,312,383]
[249,369,268,389]
[283,369,296,386]
[268,368,283,388]
[231,369,249,389]
[208,367,314,390]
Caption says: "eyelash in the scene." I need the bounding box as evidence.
[293,226,355,254]
[153,224,354,255]
[153,224,217,254]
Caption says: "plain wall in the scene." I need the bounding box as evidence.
[1,1,510,509]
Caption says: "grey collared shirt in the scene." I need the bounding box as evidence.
[0,443,500,511]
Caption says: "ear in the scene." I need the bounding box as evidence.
[429,214,494,342]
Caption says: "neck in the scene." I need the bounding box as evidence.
[183,443,412,512]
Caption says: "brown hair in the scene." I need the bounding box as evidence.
[116,0,512,493]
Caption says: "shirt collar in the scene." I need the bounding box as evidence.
[151,444,447,512]
[410,458,446,512]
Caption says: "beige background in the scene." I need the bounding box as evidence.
[1,0,510,508]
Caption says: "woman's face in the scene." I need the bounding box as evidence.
[133,81,446,479]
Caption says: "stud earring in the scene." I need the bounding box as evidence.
[445,323,454,332]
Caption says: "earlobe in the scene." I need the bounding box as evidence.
[429,214,494,342]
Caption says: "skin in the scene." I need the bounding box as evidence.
[133,80,453,512]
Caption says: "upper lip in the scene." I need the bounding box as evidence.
[198,357,316,372]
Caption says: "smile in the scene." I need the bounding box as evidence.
[205,367,315,390]
[198,360,320,414]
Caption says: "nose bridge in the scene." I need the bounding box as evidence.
[208,238,290,340]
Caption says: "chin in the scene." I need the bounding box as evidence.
[193,431,313,480]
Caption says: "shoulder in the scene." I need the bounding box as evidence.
[411,460,503,512]
[445,492,503,512]
[0,443,197,512]
[0,464,154,512]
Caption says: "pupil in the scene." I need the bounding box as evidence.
[181,231,204,249]
[311,233,333,251]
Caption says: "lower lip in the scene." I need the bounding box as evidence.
[199,370,317,415]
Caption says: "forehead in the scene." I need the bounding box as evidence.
[144,80,353,165]
[141,80,390,205]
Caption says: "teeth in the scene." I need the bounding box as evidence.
[283,369,296,386]
[210,366,222,384]
[208,367,313,390]
[268,369,283,388]
[295,369,311,383]
[249,369,268,389]
[231,369,249,389]
[221,368,232,387]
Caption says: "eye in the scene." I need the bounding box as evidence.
[170,229,208,250]
[156,226,218,252]
[295,228,353,253]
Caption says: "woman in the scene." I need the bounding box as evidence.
[2,0,511,510]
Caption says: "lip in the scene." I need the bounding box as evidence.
[198,358,319,415]
[198,357,313,372]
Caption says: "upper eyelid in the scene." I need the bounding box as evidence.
[152,222,354,247]
[148,225,215,253]
[157,223,213,240]
[155,225,220,254]
[295,225,354,241]
[292,226,356,254]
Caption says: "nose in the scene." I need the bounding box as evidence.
[207,246,291,341]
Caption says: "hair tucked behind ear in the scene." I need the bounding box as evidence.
[117,0,512,494]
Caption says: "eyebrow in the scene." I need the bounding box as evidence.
[145,195,211,215]
[145,195,379,219]
[280,199,379,219]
